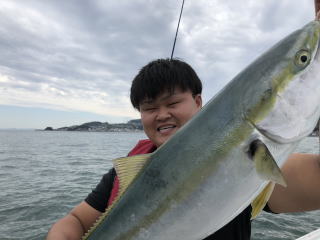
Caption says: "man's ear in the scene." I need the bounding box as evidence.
[194,94,202,109]
[316,0,320,19]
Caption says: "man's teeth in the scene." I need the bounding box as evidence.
[158,126,175,131]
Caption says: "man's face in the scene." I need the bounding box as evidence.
[139,88,202,147]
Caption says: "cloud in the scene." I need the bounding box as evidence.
[0,0,316,123]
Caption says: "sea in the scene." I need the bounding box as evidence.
[0,130,319,240]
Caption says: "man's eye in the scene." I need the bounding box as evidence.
[169,102,179,106]
[144,107,156,112]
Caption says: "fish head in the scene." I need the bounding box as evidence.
[245,20,320,144]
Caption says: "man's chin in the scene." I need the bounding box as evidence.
[158,134,175,146]
[153,128,179,146]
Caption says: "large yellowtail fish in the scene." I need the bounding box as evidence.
[83,20,320,240]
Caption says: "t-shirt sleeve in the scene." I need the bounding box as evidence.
[263,203,277,214]
[85,168,115,212]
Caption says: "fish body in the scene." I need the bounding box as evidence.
[84,20,320,240]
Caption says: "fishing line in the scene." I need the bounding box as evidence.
[170,0,185,60]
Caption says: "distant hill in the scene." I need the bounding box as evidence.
[43,118,319,136]
[44,119,143,132]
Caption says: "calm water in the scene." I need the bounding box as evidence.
[0,130,319,240]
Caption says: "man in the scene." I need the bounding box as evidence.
[47,58,320,240]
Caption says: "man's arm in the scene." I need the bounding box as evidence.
[46,201,101,240]
[268,153,320,213]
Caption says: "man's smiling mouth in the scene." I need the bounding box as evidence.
[157,125,176,132]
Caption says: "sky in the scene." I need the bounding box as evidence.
[0,0,316,129]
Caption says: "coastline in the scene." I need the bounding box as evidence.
[41,119,143,132]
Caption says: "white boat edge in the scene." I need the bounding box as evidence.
[296,228,320,240]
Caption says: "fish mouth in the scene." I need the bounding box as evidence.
[255,127,306,144]
[246,117,303,144]
[249,110,317,144]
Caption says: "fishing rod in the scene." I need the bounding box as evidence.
[170,0,185,60]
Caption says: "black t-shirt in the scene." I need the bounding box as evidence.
[86,168,116,212]
[85,168,257,240]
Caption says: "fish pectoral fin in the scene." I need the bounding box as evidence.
[249,139,287,187]
[113,153,152,195]
[82,155,151,240]
[251,182,275,219]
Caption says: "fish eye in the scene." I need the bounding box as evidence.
[294,50,311,67]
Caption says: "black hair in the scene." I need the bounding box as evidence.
[130,58,202,110]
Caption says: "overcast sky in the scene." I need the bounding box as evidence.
[0,0,316,129]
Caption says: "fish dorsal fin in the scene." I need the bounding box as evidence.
[82,154,151,240]
[114,153,151,196]
[251,182,275,219]
[249,139,287,187]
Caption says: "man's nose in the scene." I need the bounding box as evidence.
[156,107,171,121]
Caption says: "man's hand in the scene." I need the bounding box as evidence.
[46,201,102,240]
